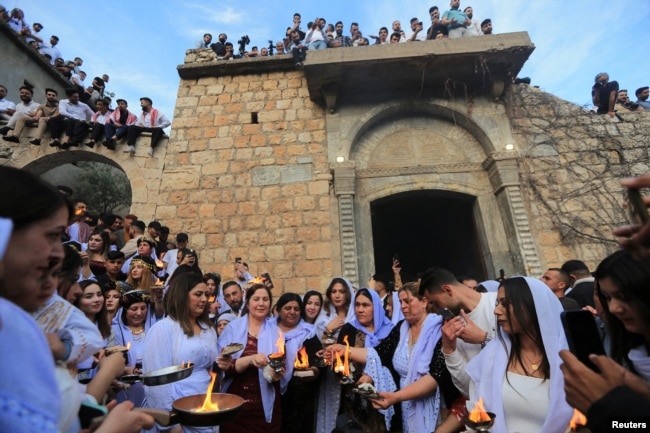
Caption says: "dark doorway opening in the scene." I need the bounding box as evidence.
[370,190,486,282]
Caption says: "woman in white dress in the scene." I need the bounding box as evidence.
[466,277,573,432]
[143,273,219,433]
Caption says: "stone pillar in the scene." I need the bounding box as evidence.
[483,151,542,277]
[332,162,359,287]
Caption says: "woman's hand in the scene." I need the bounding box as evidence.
[216,355,234,370]
[369,391,400,410]
[355,373,373,385]
[248,353,269,369]
[560,350,650,414]
[324,343,346,362]
[326,317,345,334]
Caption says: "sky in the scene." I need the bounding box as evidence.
[11,0,650,122]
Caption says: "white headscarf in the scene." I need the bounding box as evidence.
[465,276,573,433]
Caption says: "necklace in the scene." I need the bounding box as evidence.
[130,327,145,336]
[521,352,543,372]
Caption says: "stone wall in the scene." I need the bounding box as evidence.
[162,69,335,293]
[506,84,650,270]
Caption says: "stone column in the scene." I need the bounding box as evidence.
[332,162,359,287]
[483,151,542,277]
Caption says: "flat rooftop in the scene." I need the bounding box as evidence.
[179,32,535,106]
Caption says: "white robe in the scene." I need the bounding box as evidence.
[142,317,219,433]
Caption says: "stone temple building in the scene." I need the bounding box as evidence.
[3,28,650,292]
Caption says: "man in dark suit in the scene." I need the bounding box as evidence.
[561,259,595,308]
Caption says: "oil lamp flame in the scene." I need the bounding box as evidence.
[125,341,131,351]
[154,260,164,270]
[342,335,350,376]
[568,409,587,431]
[294,347,309,369]
[153,278,164,286]
[469,397,491,423]
[271,330,285,356]
[333,349,344,373]
[196,371,220,412]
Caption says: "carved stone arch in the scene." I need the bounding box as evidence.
[330,98,542,283]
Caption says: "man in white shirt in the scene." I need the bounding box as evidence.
[40,35,62,65]
[162,232,188,277]
[463,6,482,36]
[125,97,171,157]
[49,89,94,149]
[0,85,16,122]
[407,17,426,41]
[419,267,497,396]
[0,86,39,140]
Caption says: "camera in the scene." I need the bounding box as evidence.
[268,40,275,55]
[237,35,250,56]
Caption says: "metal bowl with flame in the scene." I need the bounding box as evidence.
[148,393,244,426]
[119,363,194,386]
[462,412,496,432]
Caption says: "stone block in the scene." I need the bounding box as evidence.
[295,260,322,277]
[273,262,294,279]
[266,245,285,260]
[281,212,303,227]
[296,227,320,242]
[306,242,331,259]
[238,201,256,215]
[216,203,238,216]
[177,204,199,218]
[294,195,316,210]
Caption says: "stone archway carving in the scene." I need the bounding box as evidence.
[328,99,542,282]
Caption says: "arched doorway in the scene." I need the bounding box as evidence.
[21,151,133,215]
[370,190,486,281]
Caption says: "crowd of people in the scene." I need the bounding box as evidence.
[2,164,650,433]
[0,5,171,156]
[198,1,494,68]
[591,72,650,117]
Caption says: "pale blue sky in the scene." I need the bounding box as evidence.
[13,0,650,121]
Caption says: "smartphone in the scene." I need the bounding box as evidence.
[561,310,605,372]
[78,401,108,429]
[439,308,456,321]
[627,188,649,224]
[235,257,242,263]
[261,272,274,290]
[392,253,399,262]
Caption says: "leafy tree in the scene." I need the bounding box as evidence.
[75,162,132,214]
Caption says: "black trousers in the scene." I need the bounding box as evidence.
[90,123,107,142]
[48,117,88,143]
[126,126,164,148]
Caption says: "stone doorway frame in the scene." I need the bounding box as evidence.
[328,99,542,286]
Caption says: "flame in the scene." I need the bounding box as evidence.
[333,349,345,373]
[342,335,350,376]
[153,278,164,287]
[125,341,131,351]
[74,208,84,216]
[154,260,164,269]
[269,330,285,357]
[294,347,309,369]
[248,275,266,285]
[195,371,220,412]
[568,409,587,431]
[469,397,491,423]
[208,295,216,303]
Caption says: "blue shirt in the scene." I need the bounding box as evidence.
[442,8,467,30]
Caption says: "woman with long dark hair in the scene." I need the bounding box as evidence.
[465,277,572,432]
[276,293,321,433]
[315,277,356,433]
[594,250,650,380]
[83,229,111,277]
[143,273,219,433]
[302,290,323,325]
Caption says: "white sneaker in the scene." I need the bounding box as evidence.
[147,148,153,157]
[124,145,136,155]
